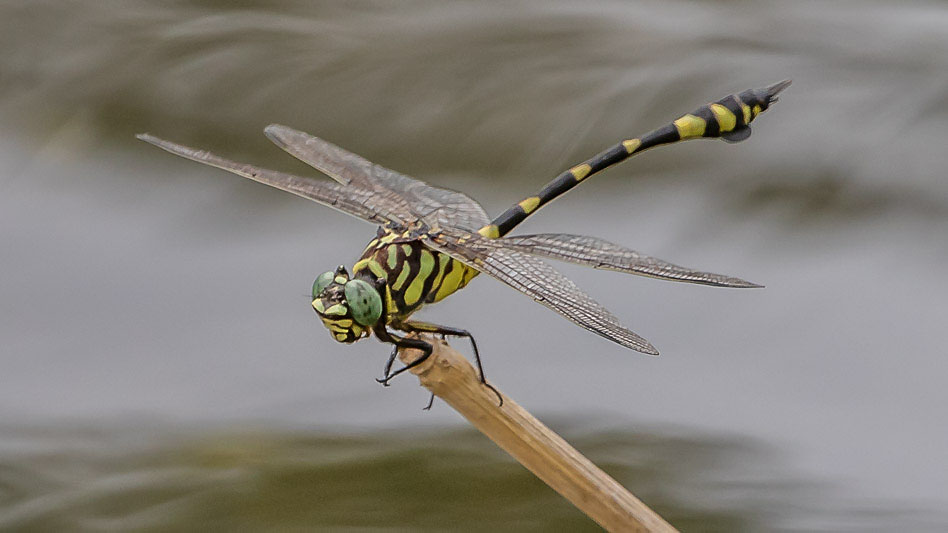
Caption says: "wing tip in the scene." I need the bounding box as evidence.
[629,337,659,356]
[263,123,298,144]
[263,123,289,134]
[136,132,178,153]
[263,124,285,142]
[728,278,765,289]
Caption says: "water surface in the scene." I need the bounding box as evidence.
[2,1,947,530]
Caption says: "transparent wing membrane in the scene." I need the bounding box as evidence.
[264,125,490,232]
[428,228,658,354]
[136,134,411,226]
[500,233,762,288]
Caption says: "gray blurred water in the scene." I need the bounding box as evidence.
[2,1,948,530]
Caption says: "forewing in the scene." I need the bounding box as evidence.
[264,124,490,232]
[501,233,762,288]
[428,228,658,354]
[137,134,410,226]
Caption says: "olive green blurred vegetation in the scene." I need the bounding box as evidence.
[1,424,817,531]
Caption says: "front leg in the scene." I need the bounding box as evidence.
[372,326,433,386]
[369,277,434,386]
[394,320,502,407]
[379,344,398,386]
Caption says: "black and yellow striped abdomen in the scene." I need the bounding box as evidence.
[352,230,479,320]
[480,80,791,239]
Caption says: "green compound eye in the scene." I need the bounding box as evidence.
[312,271,335,299]
[344,279,382,326]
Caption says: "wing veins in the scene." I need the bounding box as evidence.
[264,124,489,232]
[137,133,410,226]
[428,228,658,354]
[500,233,762,288]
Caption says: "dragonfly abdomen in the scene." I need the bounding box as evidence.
[480,81,790,239]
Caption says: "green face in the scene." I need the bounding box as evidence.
[311,267,382,343]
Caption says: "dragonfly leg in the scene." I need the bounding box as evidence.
[375,335,433,386]
[422,392,435,411]
[396,321,503,407]
[370,277,431,387]
[379,344,398,386]
[376,337,440,411]
[372,319,434,386]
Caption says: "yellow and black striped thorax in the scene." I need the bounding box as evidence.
[352,229,479,320]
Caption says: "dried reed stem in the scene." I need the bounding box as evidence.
[398,335,677,532]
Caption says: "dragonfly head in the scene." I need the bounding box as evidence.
[311,265,382,343]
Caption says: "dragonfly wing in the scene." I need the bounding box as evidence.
[137,134,411,226]
[428,228,658,355]
[264,124,490,232]
[500,233,762,288]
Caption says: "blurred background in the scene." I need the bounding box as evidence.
[2,1,947,530]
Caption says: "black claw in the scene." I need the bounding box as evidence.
[485,383,503,407]
[422,392,435,411]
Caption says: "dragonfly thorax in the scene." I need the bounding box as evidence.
[352,233,480,321]
[311,265,382,343]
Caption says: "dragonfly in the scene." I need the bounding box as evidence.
[139,80,789,404]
